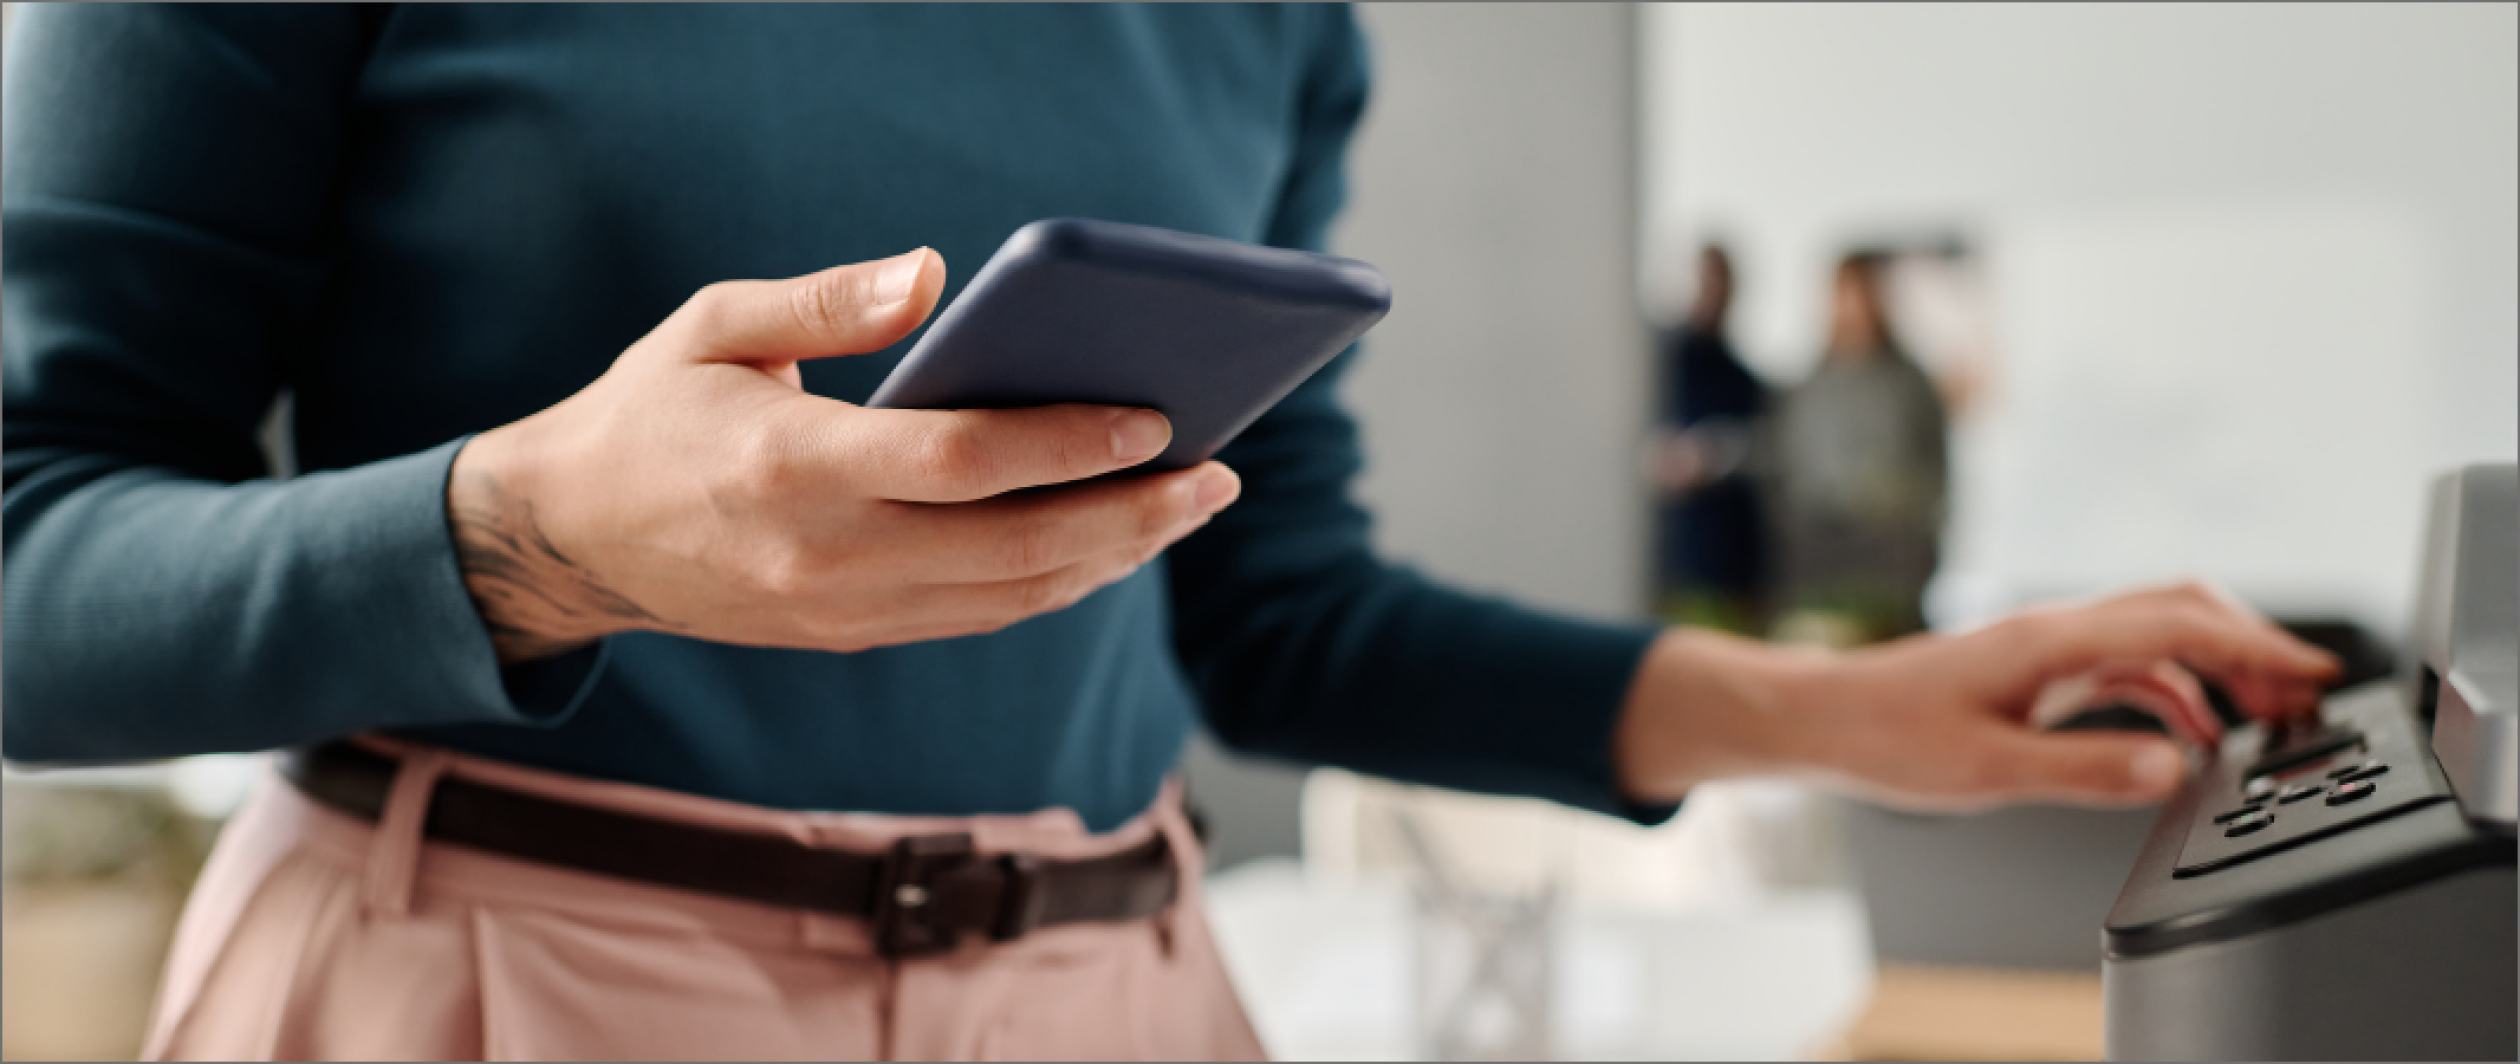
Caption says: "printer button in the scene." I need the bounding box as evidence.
[2337,763,2389,784]
[2326,778,2378,805]
[2224,809,2275,836]
[2213,805,2266,824]
[2243,777,2279,802]
[2276,783,2325,803]
[2328,758,2382,779]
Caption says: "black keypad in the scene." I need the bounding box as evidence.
[2175,694,2456,878]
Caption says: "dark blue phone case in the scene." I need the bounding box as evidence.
[866,218,1391,473]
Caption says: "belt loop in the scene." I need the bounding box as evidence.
[361,747,450,918]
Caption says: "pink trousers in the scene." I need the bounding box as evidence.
[144,739,1266,1061]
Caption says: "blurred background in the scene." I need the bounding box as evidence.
[6,2,2515,1060]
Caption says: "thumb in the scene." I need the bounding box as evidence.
[1980,729,2190,807]
[677,248,946,367]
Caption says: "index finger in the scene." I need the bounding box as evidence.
[2022,585,2339,720]
[824,402,1176,503]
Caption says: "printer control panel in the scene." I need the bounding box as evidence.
[2173,684,2454,877]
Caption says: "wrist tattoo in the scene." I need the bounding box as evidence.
[448,467,673,662]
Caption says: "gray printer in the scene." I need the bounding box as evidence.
[2103,464,2517,1060]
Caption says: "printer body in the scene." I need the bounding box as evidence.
[2103,464,2517,1060]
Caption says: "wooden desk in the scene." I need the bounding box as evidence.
[1819,964,2105,1062]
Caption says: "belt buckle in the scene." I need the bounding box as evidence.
[872,833,977,958]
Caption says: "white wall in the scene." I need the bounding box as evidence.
[1184,2,1648,869]
[1341,2,1648,618]
[1645,2,2519,632]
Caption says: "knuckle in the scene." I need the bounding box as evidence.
[2143,578,2210,608]
[1013,572,1070,616]
[1013,408,1098,485]
[1048,407,1141,482]
[1129,495,1178,547]
[2167,603,2220,637]
[1069,419,1111,475]
[727,425,801,500]
[1136,502,1196,562]
[1152,479,1198,532]
[750,541,825,599]
[682,282,741,334]
[908,418,996,495]
[785,275,845,338]
[996,517,1062,577]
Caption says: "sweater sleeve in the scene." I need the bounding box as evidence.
[2,5,601,764]
[1165,7,1673,824]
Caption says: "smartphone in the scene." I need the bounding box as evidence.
[866,218,1392,473]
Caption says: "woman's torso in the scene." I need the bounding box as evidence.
[297,5,1333,827]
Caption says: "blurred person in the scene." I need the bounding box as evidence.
[1767,252,1952,646]
[1651,243,1772,635]
[3,7,2335,1061]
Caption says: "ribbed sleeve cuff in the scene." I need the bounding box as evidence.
[301,437,608,730]
[1,437,611,763]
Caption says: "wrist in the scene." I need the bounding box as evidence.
[1613,628,1841,801]
[446,426,627,662]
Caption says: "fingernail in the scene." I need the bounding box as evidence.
[1110,410,1170,462]
[873,249,929,304]
[2133,746,2185,792]
[1193,466,1239,511]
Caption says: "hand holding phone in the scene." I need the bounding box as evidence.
[444,248,1244,663]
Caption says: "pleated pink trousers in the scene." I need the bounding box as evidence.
[143,738,1266,1061]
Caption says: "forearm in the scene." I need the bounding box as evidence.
[1,444,569,762]
[1177,546,1669,821]
[1611,628,1836,803]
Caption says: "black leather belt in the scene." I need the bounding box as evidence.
[280,742,1178,958]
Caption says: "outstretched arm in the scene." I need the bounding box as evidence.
[1615,582,2337,810]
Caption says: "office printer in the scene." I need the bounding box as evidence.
[2103,464,2517,1060]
